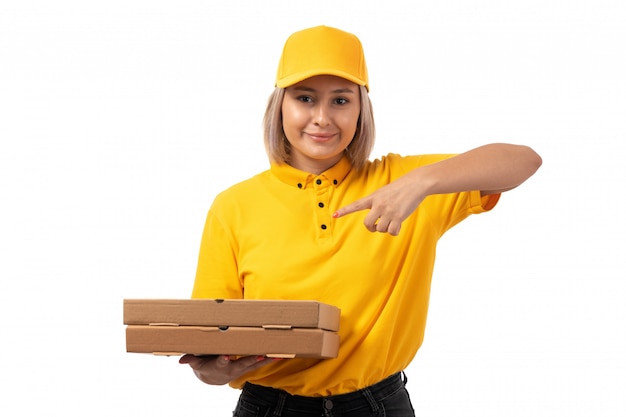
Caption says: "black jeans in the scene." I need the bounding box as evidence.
[233,372,415,417]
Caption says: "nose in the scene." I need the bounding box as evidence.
[313,103,330,127]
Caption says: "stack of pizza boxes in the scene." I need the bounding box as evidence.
[124,299,341,358]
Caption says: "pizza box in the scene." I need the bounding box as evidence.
[125,325,340,358]
[123,299,341,331]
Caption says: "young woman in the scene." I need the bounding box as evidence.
[179,25,542,417]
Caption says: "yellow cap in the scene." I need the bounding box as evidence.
[275,26,369,91]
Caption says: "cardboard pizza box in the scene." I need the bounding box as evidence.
[123,299,341,331]
[125,325,340,358]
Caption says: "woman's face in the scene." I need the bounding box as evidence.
[281,75,361,174]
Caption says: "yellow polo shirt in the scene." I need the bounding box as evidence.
[192,153,499,396]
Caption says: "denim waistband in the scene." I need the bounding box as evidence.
[240,372,407,416]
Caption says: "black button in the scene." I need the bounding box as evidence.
[318,202,324,208]
[316,179,322,185]
[321,224,327,230]
[297,183,303,188]
[333,179,338,185]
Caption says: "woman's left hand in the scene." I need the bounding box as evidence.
[333,174,425,236]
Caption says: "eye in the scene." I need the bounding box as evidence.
[297,95,314,103]
[334,97,349,105]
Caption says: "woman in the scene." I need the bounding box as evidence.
[180,25,542,416]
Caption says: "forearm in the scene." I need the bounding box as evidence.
[415,143,542,196]
[333,143,541,235]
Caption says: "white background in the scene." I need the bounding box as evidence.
[1,1,624,415]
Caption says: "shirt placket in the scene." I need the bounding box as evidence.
[313,176,332,240]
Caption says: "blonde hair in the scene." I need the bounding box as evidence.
[263,85,375,171]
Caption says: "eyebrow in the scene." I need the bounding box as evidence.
[291,86,356,94]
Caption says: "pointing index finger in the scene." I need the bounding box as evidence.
[333,197,371,218]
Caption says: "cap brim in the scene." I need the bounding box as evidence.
[276,69,368,91]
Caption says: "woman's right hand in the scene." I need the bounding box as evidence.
[178,354,276,385]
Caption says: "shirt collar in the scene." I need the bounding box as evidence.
[270,156,353,189]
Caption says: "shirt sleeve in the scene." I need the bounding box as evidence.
[191,207,244,299]
[386,153,500,235]
[471,190,500,214]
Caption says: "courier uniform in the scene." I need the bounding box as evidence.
[192,153,499,397]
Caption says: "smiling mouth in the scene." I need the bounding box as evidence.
[306,132,336,141]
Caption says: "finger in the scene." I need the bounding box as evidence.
[179,354,222,369]
[214,355,232,369]
[245,357,277,372]
[333,197,371,218]
[178,354,194,365]
[387,221,402,236]
[232,355,265,367]
[179,354,210,367]
[230,356,276,374]
[375,217,391,233]
[363,210,381,232]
